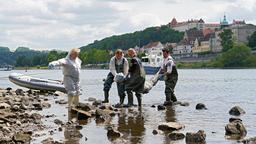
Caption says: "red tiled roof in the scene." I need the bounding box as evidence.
[203,29,215,36]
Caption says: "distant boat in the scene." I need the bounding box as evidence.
[0,66,13,71]
[9,73,66,93]
[141,54,162,75]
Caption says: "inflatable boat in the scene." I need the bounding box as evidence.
[9,73,66,93]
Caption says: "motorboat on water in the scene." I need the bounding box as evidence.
[9,73,66,93]
[141,53,162,75]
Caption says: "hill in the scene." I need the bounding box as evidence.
[80,25,184,51]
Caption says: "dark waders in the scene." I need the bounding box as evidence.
[164,66,178,103]
[103,59,125,104]
[125,57,145,107]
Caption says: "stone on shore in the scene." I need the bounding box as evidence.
[107,127,121,140]
[196,103,207,110]
[13,132,32,143]
[225,120,247,138]
[158,122,184,132]
[157,105,166,111]
[186,130,206,144]
[229,106,245,116]
[168,132,185,140]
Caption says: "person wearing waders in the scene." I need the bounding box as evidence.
[125,48,145,107]
[159,47,178,106]
[48,48,82,113]
[102,49,129,105]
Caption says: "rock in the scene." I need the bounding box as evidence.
[71,108,92,120]
[88,97,97,102]
[27,90,32,94]
[196,103,207,110]
[30,113,42,120]
[229,117,242,123]
[6,87,12,91]
[229,106,245,116]
[179,102,190,107]
[56,99,67,105]
[186,130,206,143]
[41,137,54,144]
[0,103,11,109]
[32,102,43,110]
[151,105,156,108]
[42,102,51,108]
[168,132,185,140]
[225,120,247,136]
[107,127,121,140]
[15,89,24,96]
[13,132,32,143]
[54,119,63,125]
[158,122,184,132]
[152,129,162,135]
[239,136,256,144]
[92,100,102,106]
[157,105,166,111]
[77,103,94,111]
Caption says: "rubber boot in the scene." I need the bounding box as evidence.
[119,95,125,105]
[102,91,109,103]
[136,93,142,107]
[125,91,133,107]
[171,94,177,102]
[164,93,172,106]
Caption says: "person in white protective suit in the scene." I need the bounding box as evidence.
[48,48,82,111]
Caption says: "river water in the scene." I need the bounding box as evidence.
[0,69,256,144]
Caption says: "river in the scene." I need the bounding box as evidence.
[0,69,256,143]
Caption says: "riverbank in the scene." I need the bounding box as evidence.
[1,85,256,143]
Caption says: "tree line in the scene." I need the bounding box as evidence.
[1,27,256,68]
[80,25,184,51]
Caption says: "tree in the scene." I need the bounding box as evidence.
[248,31,256,49]
[219,43,252,67]
[219,29,233,52]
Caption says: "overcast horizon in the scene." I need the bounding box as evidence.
[0,0,256,51]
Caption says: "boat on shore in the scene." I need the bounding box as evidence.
[9,73,66,93]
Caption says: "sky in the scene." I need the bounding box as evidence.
[0,0,255,51]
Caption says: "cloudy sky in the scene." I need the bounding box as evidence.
[0,0,255,51]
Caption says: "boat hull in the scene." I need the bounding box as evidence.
[143,66,160,75]
[9,73,66,93]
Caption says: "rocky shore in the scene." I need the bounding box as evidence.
[0,87,255,144]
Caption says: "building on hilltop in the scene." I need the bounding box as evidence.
[220,15,229,29]
[168,18,221,32]
[231,24,256,44]
[168,18,205,32]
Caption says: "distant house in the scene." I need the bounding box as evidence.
[173,40,192,54]
[192,31,223,53]
[141,41,164,55]
[184,29,204,45]
[192,38,210,53]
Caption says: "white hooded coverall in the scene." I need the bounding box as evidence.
[49,52,82,109]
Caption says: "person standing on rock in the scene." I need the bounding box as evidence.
[48,48,82,110]
[125,48,145,107]
[102,49,129,105]
[159,47,178,105]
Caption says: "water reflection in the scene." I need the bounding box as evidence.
[164,106,177,144]
[117,108,146,144]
